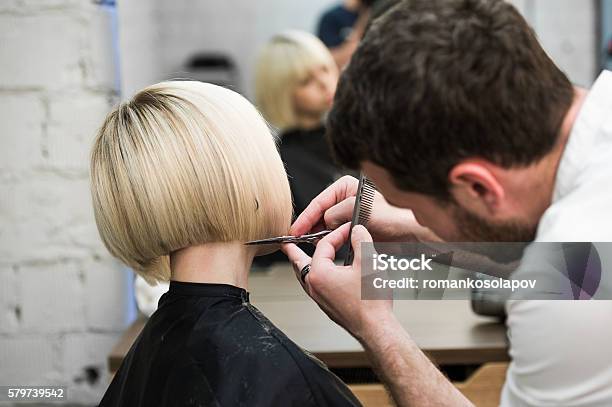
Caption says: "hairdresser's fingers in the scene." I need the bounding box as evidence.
[281,243,312,290]
[324,197,356,230]
[308,219,328,234]
[290,176,359,236]
[350,225,373,268]
[312,223,351,266]
[350,225,392,301]
[282,242,311,271]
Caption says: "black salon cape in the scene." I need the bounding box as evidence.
[99,281,361,407]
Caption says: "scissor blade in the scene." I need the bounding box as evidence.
[244,236,294,245]
[244,230,333,246]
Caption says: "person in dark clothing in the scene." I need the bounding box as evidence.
[316,0,373,68]
[90,81,360,406]
[317,1,359,48]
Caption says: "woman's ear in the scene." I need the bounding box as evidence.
[448,161,505,216]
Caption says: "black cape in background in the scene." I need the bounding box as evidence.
[279,125,341,218]
[99,281,361,407]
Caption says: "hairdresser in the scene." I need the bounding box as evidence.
[282,0,612,406]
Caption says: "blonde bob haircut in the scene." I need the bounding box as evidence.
[255,30,336,131]
[90,81,292,284]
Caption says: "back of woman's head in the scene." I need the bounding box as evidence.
[90,81,292,284]
[255,30,336,130]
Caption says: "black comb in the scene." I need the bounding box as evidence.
[344,175,377,266]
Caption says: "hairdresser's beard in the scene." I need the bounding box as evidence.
[452,204,537,242]
[448,205,537,262]
[447,203,536,242]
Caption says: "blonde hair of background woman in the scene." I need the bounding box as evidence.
[255,30,336,131]
[90,81,293,284]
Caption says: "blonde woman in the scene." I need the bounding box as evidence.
[91,81,360,407]
[256,31,344,222]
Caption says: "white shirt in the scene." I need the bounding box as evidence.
[502,71,612,406]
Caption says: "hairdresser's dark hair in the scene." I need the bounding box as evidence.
[328,0,574,200]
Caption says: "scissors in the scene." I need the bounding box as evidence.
[245,230,332,246]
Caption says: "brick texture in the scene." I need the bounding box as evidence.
[0,1,128,405]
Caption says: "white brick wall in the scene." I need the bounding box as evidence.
[0,1,129,405]
[0,336,63,385]
[19,263,87,334]
[0,265,19,336]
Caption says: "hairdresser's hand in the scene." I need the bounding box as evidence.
[282,223,393,340]
[283,224,474,407]
[291,175,439,243]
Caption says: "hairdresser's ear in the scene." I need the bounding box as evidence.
[448,161,505,216]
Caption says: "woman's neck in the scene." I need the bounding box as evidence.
[169,242,254,290]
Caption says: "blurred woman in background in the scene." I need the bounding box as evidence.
[256,30,344,221]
